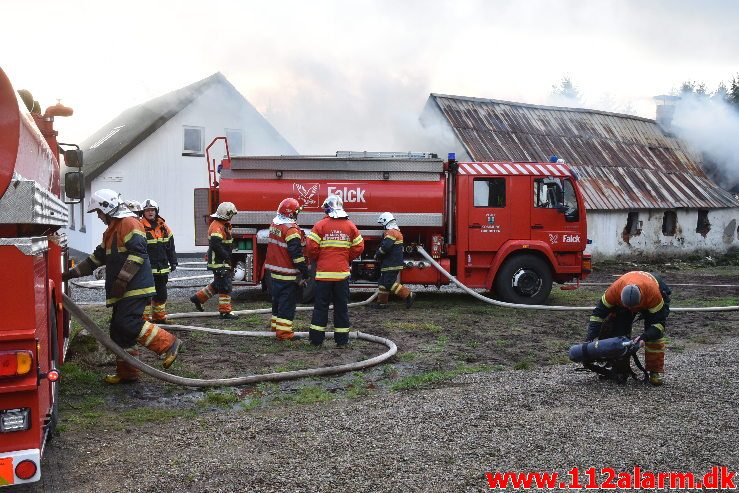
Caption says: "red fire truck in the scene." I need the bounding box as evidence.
[0,67,83,487]
[196,139,591,305]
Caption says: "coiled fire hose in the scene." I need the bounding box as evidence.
[415,246,739,312]
[62,292,397,388]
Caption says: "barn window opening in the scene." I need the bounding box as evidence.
[662,210,677,236]
[695,210,711,237]
[183,126,204,156]
[622,211,641,243]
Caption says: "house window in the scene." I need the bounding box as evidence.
[183,126,204,156]
[624,212,642,236]
[473,178,505,207]
[695,210,711,237]
[662,210,677,236]
[225,129,244,156]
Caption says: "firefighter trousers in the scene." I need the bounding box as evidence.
[270,273,298,340]
[111,296,177,380]
[377,270,411,304]
[310,279,350,346]
[195,269,234,313]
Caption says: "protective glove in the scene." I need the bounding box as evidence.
[632,335,645,347]
[170,265,177,272]
[111,277,127,298]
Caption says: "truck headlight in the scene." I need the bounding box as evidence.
[0,408,30,432]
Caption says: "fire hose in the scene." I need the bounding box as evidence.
[415,246,739,312]
[62,292,397,388]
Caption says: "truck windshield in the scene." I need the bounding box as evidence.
[534,177,579,220]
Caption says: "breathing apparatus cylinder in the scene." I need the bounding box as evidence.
[568,336,634,363]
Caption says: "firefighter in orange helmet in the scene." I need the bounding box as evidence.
[190,202,239,319]
[586,271,671,385]
[264,198,310,340]
[140,199,178,324]
[63,189,181,384]
[373,212,415,309]
[305,195,364,346]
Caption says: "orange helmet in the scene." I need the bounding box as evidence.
[277,198,301,219]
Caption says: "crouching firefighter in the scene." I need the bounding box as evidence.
[141,199,178,324]
[265,198,310,340]
[190,202,239,319]
[585,271,671,386]
[373,212,415,309]
[63,189,182,384]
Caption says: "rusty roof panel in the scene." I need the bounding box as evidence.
[431,94,739,209]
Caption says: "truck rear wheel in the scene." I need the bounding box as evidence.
[494,255,552,305]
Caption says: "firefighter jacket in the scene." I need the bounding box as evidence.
[376,228,404,272]
[207,219,233,270]
[264,221,309,281]
[305,217,364,281]
[86,216,156,306]
[587,271,669,342]
[141,215,177,275]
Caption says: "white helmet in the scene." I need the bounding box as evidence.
[233,261,246,281]
[88,189,122,215]
[377,212,397,229]
[211,201,238,221]
[322,194,348,218]
[142,199,159,213]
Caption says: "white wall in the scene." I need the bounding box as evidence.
[65,82,296,254]
[586,208,739,259]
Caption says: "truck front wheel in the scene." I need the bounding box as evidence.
[494,255,553,305]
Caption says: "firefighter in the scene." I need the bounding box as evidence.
[63,189,181,384]
[125,200,144,218]
[264,198,310,340]
[141,199,178,324]
[305,195,364,346]
[190,202,239,319]
[586,271,671,386]
[373,212,415,309]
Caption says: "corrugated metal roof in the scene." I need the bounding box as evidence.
[430,94,739,210]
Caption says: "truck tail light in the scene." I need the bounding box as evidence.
[15,459,37,480]
[0,408,31,432]
[0,351,33,377]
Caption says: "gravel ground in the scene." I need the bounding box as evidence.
[23,336,739,493]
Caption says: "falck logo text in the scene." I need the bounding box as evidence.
[549,233,580,244]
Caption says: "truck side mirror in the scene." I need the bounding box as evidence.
[64,149,83,168]
[64,171,85,203]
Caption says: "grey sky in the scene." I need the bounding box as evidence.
[3,0,738,153]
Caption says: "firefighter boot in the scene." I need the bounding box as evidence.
[645,338,666,386]
[218,294,238,319]
[405,292,416,309]
[137,321,180,368]
[161,339,183,369]
[190,295,205,312]
[373,289,390,309]
[143,304,152,322]
[105,348,140,384]
[391,282,415,308]
[275,317,295,341]
[270,315,277,331]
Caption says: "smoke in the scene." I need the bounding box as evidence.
[671,95,739,193]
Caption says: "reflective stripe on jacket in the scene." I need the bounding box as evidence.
[305,217,364,281]
[141,215,177,274]
[264,222,308,281]
[89,216,156,306]
[207,219,233,270]
[378,228,404,272]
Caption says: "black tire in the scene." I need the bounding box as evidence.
[494,254,553,305]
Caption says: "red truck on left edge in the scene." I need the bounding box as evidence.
[0,66,84,487]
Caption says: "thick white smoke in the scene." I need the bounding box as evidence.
[671,95,739,192]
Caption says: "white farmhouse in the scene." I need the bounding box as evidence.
[65,73,296,254]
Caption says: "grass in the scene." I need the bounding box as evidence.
[120,407,197,424]
[389,364,491,391]
[199,389,240,407]
[422,335,449,353]
[278,386,333,405]
[399,351,418,362]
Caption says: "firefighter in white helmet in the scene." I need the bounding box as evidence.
[141,199,178,324]
[373,212,415,309]
[125,200,144,218]
[63,189,182,384]
[305,195,364,346]
[190,202,239,319]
